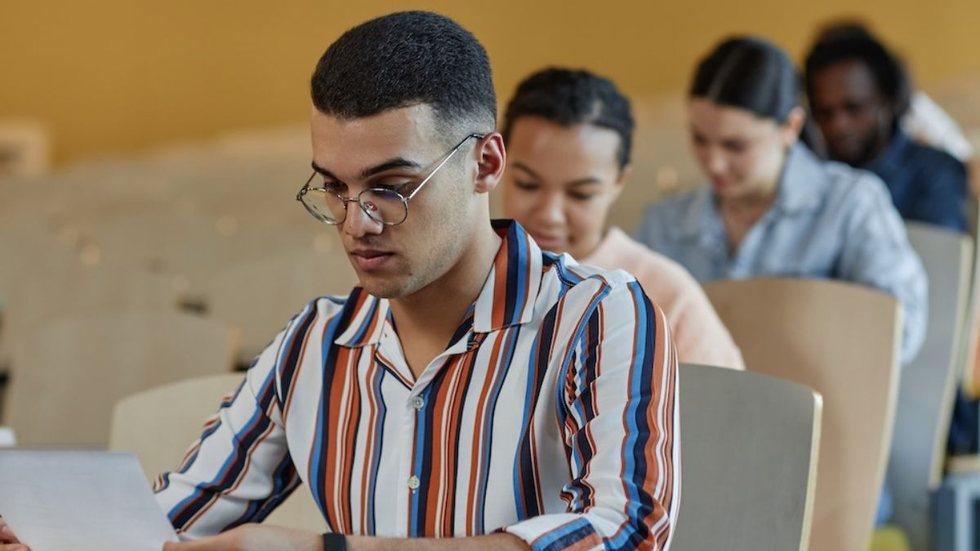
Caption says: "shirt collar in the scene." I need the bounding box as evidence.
[333,289,391,348]
[472,219,543,333]
[334,219,543,348]
[865,127,911,175]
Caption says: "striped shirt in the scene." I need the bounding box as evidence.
[155,220,680,550]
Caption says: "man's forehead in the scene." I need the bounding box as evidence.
[309,104,443,170]
[815,59,880,97]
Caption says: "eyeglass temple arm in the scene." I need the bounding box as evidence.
[405,133,486,201]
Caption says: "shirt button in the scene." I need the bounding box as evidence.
[411,396,425,410]
[408,475,420,491]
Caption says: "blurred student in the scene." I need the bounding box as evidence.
[635,36,926,367]
[635,36,928,526]
[805,26,970,231]
[500,67,744,370]
[808,20,974,165]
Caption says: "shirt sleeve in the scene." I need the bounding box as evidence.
[837,176,929,364]
[503,280,681,550]
[153,327,301,538]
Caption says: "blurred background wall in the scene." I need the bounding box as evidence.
[2,0,978,165]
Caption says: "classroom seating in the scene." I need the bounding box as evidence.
[704,278,902,551]
[109,373,325,532]
[886,222,973,550]
[4,310,238,446]
[671,363,822,551]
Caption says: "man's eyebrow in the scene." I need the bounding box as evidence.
[310,159,422,181]
[311,162,341,182]
[360,158,421,179]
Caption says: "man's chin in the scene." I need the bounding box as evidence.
[829,143,867,165]
[355,275,409,299]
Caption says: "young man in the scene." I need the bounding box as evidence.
[805,30,969,232]
[0,11,679,551]
[500,67,744,370]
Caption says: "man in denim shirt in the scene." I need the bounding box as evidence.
[805,30,969,233]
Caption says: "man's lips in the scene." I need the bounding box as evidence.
[349,249,394,270]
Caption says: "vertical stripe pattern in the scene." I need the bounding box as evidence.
[155,220,679,549]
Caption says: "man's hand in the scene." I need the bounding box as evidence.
[0,517,29,551]
[162,524,321,551]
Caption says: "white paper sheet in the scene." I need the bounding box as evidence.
[0,450,178,551]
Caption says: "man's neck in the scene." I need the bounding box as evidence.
[388,219,503,377]
[844,125,898,168]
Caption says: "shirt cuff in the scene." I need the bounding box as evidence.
[501,513,604,551]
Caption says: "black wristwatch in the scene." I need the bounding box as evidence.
[322,533,348,551]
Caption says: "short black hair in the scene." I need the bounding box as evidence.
[502,68,634,168]
[690,36,800,123]
[311,11,496,135]
[804,31,911,119]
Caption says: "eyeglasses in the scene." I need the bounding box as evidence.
[296,133,485,226]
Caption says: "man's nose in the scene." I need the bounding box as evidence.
[343,200,383,237]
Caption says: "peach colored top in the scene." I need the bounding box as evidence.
[584,227,744,370]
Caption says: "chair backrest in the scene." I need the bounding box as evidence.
[960,195,980,398]
[109,373,324,532]
[4,310,238,446]
[704,278,902,551]
[205,247,356,360]
[889,222,972,550]
[671,363,822,551]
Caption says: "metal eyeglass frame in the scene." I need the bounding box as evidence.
[296,133,486,226]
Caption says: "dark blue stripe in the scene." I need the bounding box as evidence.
[227,454,302,528]
[475,326,520,533]
[531,517,597,551]
[409,384,434,536]
[609,282,659,549]
[168,368,279,528]
[276,301,320,410]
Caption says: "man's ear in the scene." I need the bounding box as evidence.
[473,133,506,194]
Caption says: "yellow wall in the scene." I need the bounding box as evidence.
[2,0,979,164]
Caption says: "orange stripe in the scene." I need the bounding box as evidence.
[440,350,477,535]
[322,346,352,531]
[339,347,362,533]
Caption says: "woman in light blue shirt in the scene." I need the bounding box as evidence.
[636,36,927,366]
